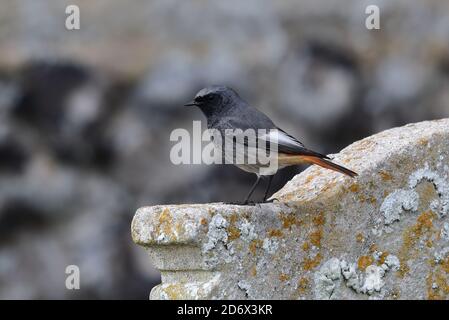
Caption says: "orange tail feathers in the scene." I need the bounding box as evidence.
[300,156,358,178]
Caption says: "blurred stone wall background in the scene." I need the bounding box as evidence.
[0,0,448,299]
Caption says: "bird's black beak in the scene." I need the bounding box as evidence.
[184,101,197,107]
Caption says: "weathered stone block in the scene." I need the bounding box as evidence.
[132,118,449,299]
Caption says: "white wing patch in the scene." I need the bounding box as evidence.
[259,129,304,149]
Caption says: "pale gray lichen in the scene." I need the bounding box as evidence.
[431,199,441,213]
[183,219,199,239]
[315,255,400,298]
[434,247,449,263]
[202,214,228,252]
[238,219,257,241]
[313,258,342,299]
[262,238,279,254]
[360,265,385,295]
[441,222,449,242]
[408,165,449,218]
[382,254,400,272]
[372,251,383,262]
[380,165,449,225]
[237,280,252,298]
[159,274,221,300]
[380,189,419,225]
[155,217,199,242]
[340,260,360,292]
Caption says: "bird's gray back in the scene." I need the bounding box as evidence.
[209,101,276,132]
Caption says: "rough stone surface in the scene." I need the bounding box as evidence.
[132,118,449,299]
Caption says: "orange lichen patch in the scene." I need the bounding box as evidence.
[305,175,314,184]
[161,284,183,300]
[268,229,283,238]
[398,211,437,278]
[227,226,241,241]
[302,241,311,252]
[302,253,322,271]
[379,171,393,181]
[158,208,172,224]
[303,170,322,185]
[418,138,429,146]
[369,244,378,254]
[200,218,208,226]
[297,277,310,295]
[309,230,322,247]
[279,192,295,202]
[279,213,300,229]
[228,213,238,225]
[356,233,365,243]
[349,183,360,193]
[156,208,178,240]
[358,255,374,271]
[378,251,389,265]
[249,239,262,255]
[312,212,325,226]
[226,214,241,241]
[250,265,257,277]
[369,196,377,204]
[427,267,449,300]
[398,262,410,278]
[279,273,290,282]
[442,256,449,274]
[406,211,435,243]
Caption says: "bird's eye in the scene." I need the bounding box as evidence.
[207,95,214,101]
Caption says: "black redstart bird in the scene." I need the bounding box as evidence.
[185,86,357,204]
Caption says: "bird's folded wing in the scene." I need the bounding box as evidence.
[215,119,329,159]
[258,128,330,159]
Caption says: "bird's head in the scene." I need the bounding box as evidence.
[184,86,242,117]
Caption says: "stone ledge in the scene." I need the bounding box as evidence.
[132,118,449,299]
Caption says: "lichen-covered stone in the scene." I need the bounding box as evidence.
[132,118,449,299]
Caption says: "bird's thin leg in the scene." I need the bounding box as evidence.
[243,176,261,205]
[263,174,274,202]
